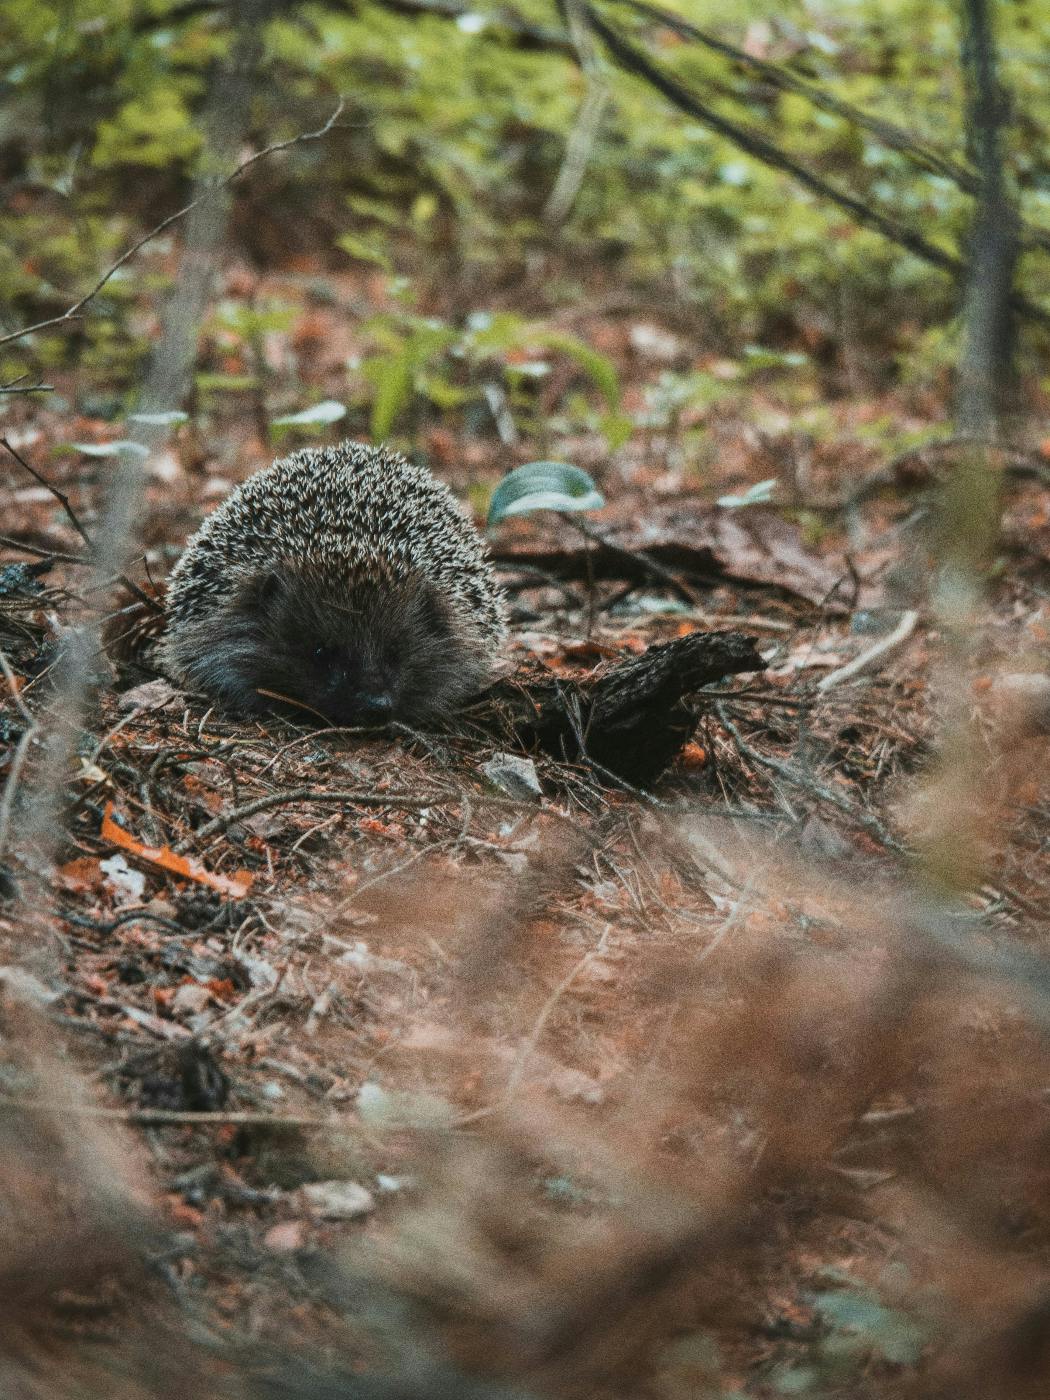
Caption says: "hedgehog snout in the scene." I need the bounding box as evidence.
[318,655,397,725]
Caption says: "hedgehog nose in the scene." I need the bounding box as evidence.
[360,693,393,722]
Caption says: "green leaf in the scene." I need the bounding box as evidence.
[69,440,150,458]
[600,411,634,451]
[717,478,777,509]
[127,410,189,427]
[536,331,621,411]
[271,399,347,430]
[367,351,414,440]
[487,461,605,525]
[194,373,257,393]
[335,233,393,271]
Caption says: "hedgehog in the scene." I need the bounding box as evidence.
[157,441,508,726]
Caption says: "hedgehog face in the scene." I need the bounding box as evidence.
[169,564,491,726]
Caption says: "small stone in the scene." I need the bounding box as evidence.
[264,1220,307,1251]
[481,752,543,801]
[298,1179,375,1220]
[171,982,211,1015]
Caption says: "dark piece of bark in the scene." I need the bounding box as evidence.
[472,630,766,787]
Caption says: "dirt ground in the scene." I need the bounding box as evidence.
[3,265,1050,1398]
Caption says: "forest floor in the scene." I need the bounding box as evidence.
[2,261,1050,1398]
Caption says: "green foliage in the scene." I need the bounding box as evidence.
[3,0,1050,395]
[92,84,202,169]
[354,306,622,441]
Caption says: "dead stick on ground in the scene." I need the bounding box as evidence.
[178,785,544,852]
[817,609,919,692]
[716,704,904,853]
[0,533,89,565]
[0,1096,338,1130]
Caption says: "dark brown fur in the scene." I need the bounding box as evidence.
[168,563,491,726]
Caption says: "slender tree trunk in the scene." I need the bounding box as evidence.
[956,0,1017,437]
[137,0,267,419]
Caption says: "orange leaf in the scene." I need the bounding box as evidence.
[101,802,253,898]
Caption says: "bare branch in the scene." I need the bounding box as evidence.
[0,100,348,351]
[581,4,1050,329]
[1,437,93,550]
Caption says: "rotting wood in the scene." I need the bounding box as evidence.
[468,629,766,787]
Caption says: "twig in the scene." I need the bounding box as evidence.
[716,704,905,853]
[817,610,920,692]
[0,534,89,566]
[567,514,700,605]
[1,437,93,549]
[0,101,348,350]
[178,785,456,850]
[0,1095,337,1130]
[0,646,39,863]
[0,381,54,395]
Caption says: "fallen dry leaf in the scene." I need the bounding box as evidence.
[101,802,253,898]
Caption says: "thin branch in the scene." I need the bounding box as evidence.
[716,704,905,853]
[0,101,348,351]
[566,514,700,604]
[0,375,54,394]
[0,439,163,613]
[581,5,1050,329]
[178,786,454,849]
[0,535,88,566]
[1,437,93,550]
